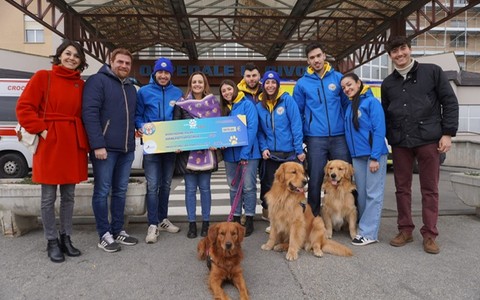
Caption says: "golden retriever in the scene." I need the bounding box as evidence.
[197,222,249,300]
[261,162,353,261]
[321,159,358,239]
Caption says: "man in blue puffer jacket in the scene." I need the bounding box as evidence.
[293,41,351,217]
[135,57,183,244]
[82,48,138,253]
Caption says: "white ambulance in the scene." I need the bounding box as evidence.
[0,78,144,178]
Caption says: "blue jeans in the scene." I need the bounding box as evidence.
[225,160,259,216]
[306,136,350,216]
[184,172,212,222]
[143,152,176,225]
[91,151,134,239]
[352,155,387,240]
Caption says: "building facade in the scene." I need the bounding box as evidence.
[0,1,478,132]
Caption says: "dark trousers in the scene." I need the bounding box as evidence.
[259,159,287,209]
[392,143,440,239]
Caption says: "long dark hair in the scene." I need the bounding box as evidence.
[50,39,88,72]
[342,73,363,131]
[219,79,238,116]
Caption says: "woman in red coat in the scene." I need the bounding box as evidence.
[16,40,89,263]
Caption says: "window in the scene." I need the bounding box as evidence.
[451,19,466,28]
[450,33,466,47]
[24,15,44,43]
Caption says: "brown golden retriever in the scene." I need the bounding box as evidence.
[261,162,353,261]
[321,159,358,239]
[197,222,249,300]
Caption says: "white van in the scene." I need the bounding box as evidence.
[0,78,144,178]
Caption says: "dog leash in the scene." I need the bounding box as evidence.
[227,162,247,222]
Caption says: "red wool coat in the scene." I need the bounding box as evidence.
[16,65,89,184]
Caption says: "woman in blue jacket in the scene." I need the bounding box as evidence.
[219,79,261,236]
[341,73,389,246]
[256,71,305,230]
[135,58,183,244]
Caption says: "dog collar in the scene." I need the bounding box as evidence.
[206,248,215,270]
[299,198,307,213]
[207,255,213,270]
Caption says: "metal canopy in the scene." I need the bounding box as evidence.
[5,0,480,72]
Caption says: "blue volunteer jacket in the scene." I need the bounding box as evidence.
[82,64,137,152]
[256,89,303,155]
[135,75,183,129]
[293,63,349,137]
[344,86,388,160]
[222,92,261,162]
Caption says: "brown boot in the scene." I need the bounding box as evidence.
[423,237,440,254]
[390,231,413,247]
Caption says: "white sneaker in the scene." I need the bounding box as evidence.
[265,226,271,234]
[351,235,378,246]
[159,218,180,233]
[145,225,159,244]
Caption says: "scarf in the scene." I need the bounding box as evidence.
[176,93,221,171]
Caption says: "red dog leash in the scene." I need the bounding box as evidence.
[227,162,247,222]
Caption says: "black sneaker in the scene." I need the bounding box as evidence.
[98,232,121,253]
[114,231,138,246]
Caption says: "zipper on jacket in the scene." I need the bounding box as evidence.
[319,83,331,136]
[121,84,129,153]
[229,111,239,161]
[346,117,356,156]
[160,86,165,121]
[103,119,111,136]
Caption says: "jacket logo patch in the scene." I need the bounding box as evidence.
[328,83,337,91]
[276,107,285,115]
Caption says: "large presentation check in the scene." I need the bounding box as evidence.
[141,115,248,154]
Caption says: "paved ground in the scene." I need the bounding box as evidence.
[1,166,479,300]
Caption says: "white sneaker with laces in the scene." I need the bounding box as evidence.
[159,218,180,233]
[351,235,377,246]
[145,225,159,244]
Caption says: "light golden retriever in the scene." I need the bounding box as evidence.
[261,162,353,261]
[321,159,358,239]
[197,222,249,300]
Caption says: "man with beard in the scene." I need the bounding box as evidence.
[238,62,262,104]
[237,63,269,224]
